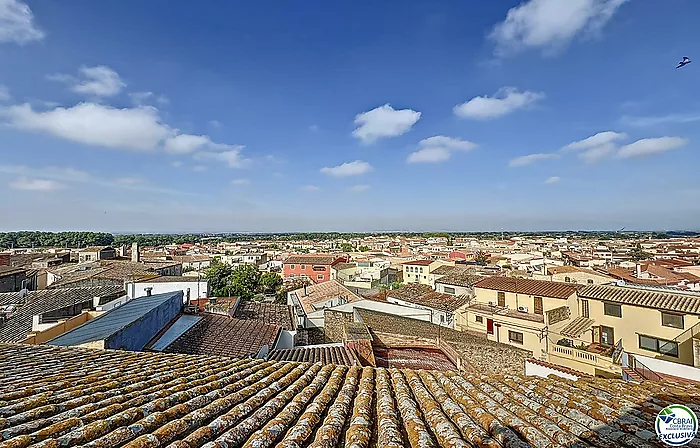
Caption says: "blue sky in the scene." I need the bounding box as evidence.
[1,0,699,232]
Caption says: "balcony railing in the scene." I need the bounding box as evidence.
[551,345,621,373]
[628,354,663,382]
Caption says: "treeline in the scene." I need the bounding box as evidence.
[0,232,114,249]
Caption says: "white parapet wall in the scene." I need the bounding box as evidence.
[634,353,700,382]
[525,359,580,381]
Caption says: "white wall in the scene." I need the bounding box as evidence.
[525,359,579,381]
[633,353,700,382]
[300,299,433,328]
[126,281,208,300]
[385,297,452,328]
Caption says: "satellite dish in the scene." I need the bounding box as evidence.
[616,280,625,287]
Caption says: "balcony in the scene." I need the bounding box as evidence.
[550,343,621,375]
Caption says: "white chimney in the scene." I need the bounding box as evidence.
[132,242,140,263]
[636,263,641,278]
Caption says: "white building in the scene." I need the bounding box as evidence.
[126,276,209,301]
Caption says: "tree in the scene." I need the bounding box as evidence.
[473,250,490,264]
[358,245,370,252]
[260,272,283,294]
[629,243,652,262]
[340,243,354,252]
[224,264,262,300]
[204,260,233,296]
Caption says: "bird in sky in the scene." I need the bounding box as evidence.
[677,56,692,69]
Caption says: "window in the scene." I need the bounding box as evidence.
[661,312,684,329]
[317,275,324,280]
[301,264,306,269]
[564,276,571,282]
[444,286,456,295]
[289,274,295,278]
[289,264,295,269]
[534,297,543,315]
[581,300,589,319]
[475,315,483,323]
[508,331,524,344]
[440,315,445,323]
[639,334,679,357]
[419,267,424,273]
[497,292,506,307]
[603,302,622,318]
[423,276,426,279]
[587,279,594,284]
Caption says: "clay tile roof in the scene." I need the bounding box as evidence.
[559,316,595,338]
[475,276,581,299]
[163,313,281,358]
[578,284,700,315]
[1,342,697,448]
[436,270,486,287]
[388,285,471,312]
[268,344,356,365]
[284,255,337,265]
[526,357,592,378]
[402,259,434,266]
[233,300,295,331]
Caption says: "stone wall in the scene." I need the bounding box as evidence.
[323,309,355,343]
[546,306,571,326]
[358,308,531,376]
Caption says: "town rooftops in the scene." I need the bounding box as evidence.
[435,270,486,287]
[233,300,295,331]
[79,246,112,252]
[160,313,281,358]
[475,276,581,299]
[2,342,690,448]
[402,259,434,266]
[48,291,183,347]
[284,255,338,265]
[0,266,26,277]
[0,285,124,343]
[268,343,356,365]
[388,283,471,312]
[290,279,363,314]
[136,275,204,283]
[578,283,700,315]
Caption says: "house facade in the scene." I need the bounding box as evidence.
[401,259,446,286]
[78,246,116,263]
[283,255,346,283]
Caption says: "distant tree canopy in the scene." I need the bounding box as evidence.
[358,245,370,252]
[0,231,114,249]
[204,260,282,300]
[340,243,354,252]
[473,250,490,264]
[629,243,653,262]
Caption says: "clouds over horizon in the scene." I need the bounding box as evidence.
[490,0,629,56]
[320,160,373,177]
[407,136,478,163]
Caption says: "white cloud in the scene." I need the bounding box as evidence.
[164,134,211,154]
[348,184,370,193]
[231,178,250,185]
[561,131,628,164]
[617,137,688,159]
[352,104,421,144]
[0,85,9,101]
[561,131,627,151]
[1,102,172,151]
[9,177,64,191]
[454,87,544,119]
[192,165,207,172]
[320,160,373,177]
[490,0,628,56]
[194,146,251,168]
[621,113,700,127]
[49,66,126,97]
[509,152,558,167]
[301,185,320,192]
[544,176,560,184]
[0,0,44,44]
[407,135,478,163]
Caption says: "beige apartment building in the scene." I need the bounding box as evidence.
[457,276,581,359]
[535,265,614,285]
[401,259,447,286]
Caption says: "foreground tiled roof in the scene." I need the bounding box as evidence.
[578,284,700,315]
[0,286,124,343]
[388,284,471,312]
[268,344,356,366]
[475,276,581,299]
[234,301,295,331]
[435,270,486,288]
[0,343,697,448]
[163,313,281,358]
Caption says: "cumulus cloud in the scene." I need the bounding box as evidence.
[407,136,478,163]
[320,160,373,177]
[490,0,628,56]
[509,153,558,167]
[544,176,560,184]
[0,0,44,44]
[9,177,64,191]
[164,134,212,154]
[1,102,173,151]
[348,184,370,193]
[231,178,250,185]
[454,87,544,119]
[193,146,251,168]
[129,91,169,106]
[617,137,688,159]
[561,131,628,164]
[352,104,421,144]
[49,66,126,97]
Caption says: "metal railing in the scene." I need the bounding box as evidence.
[628,354,663,382]
[612,339,624,364]
[672,320,700,345]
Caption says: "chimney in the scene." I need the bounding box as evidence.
[132,242,140,263]
[636,263,641,278]
[145,287,152,297]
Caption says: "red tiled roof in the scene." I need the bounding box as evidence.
[475,276,580,299]
[402,259,434,266]
[527,357,592,378]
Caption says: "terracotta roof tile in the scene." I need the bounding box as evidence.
[0,343,697,447]
[233,301,295,331]
[268,344,356,366]
[475,276,581,299]
[578,284,700,314]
